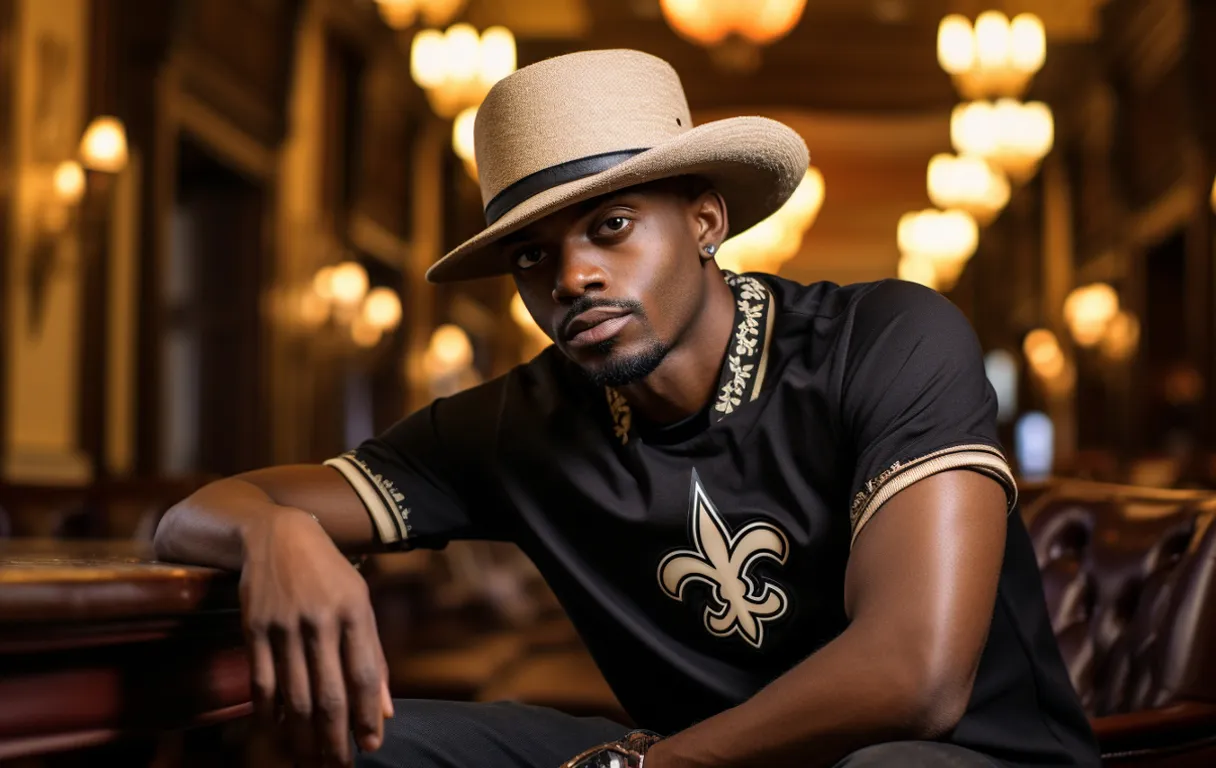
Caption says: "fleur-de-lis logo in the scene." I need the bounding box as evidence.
[657,470,789,648]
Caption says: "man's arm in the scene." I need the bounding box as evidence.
[153,465,380,570]
[644,469,1007,768]
[153,466,392,767]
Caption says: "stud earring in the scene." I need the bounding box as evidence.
[704,243,717,256]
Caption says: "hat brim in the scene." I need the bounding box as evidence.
[425,116,809,283]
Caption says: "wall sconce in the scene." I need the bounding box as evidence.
[1210,173,1215,213]
[79,116,128,173]
[714,166,823,275]
[951,99,1053,184]
[374,0,467,30]
[410,24,516,119]
[937,11,1045,100]
[927,153,1009,226]
[1063,282,1119,348]
[896,208,978,292]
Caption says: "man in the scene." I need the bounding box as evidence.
[154,50,1101,767]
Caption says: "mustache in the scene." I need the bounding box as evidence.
[558,296,645,338]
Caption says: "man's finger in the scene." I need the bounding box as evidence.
[343,614,388,753]
[271,628,316,764]
[246,629,278,725]
[306,621,352,767]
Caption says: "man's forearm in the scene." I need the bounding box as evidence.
[644,624,966,768]
[153,478,308,571]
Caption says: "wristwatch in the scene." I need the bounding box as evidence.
[560,730,664,768]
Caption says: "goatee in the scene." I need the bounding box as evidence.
[582,338,669,387]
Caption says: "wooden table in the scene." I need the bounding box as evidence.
[0,539,250,761]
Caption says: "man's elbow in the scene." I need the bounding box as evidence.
[892,660,976,740]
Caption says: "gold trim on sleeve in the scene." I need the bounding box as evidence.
[849,445,1018,548]
[323,455,407,544]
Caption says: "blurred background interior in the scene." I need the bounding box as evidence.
[2,0,1216,765]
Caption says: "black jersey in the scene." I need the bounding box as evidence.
[326,274,1100,767]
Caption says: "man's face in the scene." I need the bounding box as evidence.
[506,179,724,387]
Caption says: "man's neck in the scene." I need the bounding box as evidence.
[619,271,736,426]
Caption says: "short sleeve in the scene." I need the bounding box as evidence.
[841,280,1017,548]
[324,382,506,550]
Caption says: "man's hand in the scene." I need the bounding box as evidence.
[239,509,393,767]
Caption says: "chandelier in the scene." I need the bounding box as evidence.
[951,99,1053,184]
[374,0,466,30]
[660,0,806,45]
[299,261,404,348]
[937,11,1045,100]
[410,24,516,118]
[714,166,824,275]
[927,153,1009,226]
[896,208,979,292]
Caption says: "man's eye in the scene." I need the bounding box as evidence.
[602,217,628,232]
[515,248,546,270]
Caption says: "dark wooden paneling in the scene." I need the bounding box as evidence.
[175,0,303,145]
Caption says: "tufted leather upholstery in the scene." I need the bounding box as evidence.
[1023,481,1216,764]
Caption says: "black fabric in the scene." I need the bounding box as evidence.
[483,149,649,225]
[832,741,1003,767]
[354,700,629,768]
[355,700,1001,768]
[336,276,1101,767]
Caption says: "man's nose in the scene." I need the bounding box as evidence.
[551,244,608,303]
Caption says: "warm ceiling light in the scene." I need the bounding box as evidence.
[714,166,823,275]
[896,208,979,291]
[452,105,478,180]
[374,0,467,30]
[79,116,128,173]
[898,253,939,291]
[330,261,369,307]
[659,0,807,46]
[926,153,1010,225]
[411,24,515,118]
[53,160,86,205]
[1100,310,1140,361]
[1064,283,1120,348]
[937,11,1045,100]
[951,99,1054,184]
[1024,328,1066,381]
[362,287,403,331]
[424,323,474,379]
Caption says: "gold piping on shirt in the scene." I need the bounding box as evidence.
[323,455,407,544]
[849,444,1018,549]
[750,288,776,400]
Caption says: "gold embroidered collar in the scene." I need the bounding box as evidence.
[606,272,776,445]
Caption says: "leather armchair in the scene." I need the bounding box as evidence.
[1024,481,1216,766]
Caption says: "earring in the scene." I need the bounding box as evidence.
[704,243,717,256]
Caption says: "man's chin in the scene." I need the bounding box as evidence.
[571,339,669,388]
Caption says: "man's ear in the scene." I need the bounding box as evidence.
[693,189,729,259]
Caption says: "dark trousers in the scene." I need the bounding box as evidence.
[355,699,1003,767]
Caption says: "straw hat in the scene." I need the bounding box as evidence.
[425,49,810,283]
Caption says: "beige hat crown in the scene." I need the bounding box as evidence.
[474,50,694,221]
[426,49,809,283]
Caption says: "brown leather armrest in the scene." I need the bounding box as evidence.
[1092,702,1216,759]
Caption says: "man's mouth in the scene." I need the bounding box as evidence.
[563,307,633,349]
